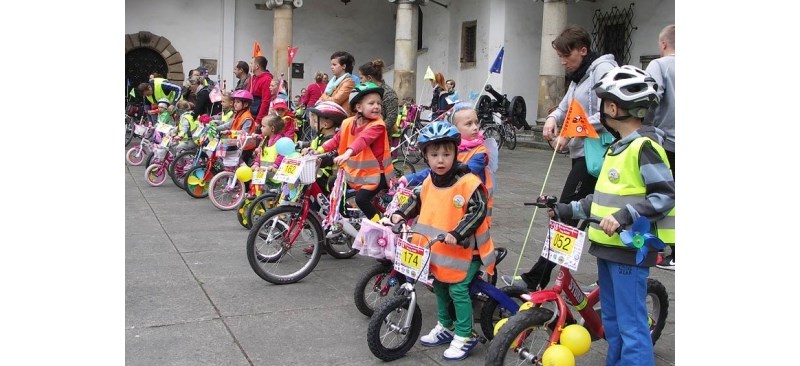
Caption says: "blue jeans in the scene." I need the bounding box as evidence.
[597,257,654,366]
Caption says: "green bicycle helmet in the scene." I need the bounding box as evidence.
[349,81,384,110]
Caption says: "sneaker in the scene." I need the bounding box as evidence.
[301,244,326,255]
[442,333,479,360]
[501,275,531,290]
[656,254,675,271]
[419,322,454,347]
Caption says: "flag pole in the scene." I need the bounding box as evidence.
[473,73,492,109]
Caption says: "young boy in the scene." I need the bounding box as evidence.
[390,121,496,361]
[548,65,675,366]
[300,101,348,193]
[156,98,174,125]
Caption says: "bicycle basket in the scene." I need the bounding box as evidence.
[298,155,318,184]
[352,219,397,260]
[133,123,147,136]
[154,145,168,160]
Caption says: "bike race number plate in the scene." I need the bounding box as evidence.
[155,122,173,135]
[205,138,219,152]
[273,158,304,183]
[251,168,268,185]
[394,238,433,285]
[541,220,586,271]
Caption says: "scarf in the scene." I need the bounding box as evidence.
[325,73,350,95]
[567,50,599,84]
[459,132,485,152]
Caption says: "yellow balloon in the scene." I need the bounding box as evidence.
[542,344,575,366]
[518,302,535,312]
[494,318,508,336]
[236,166,253,182]
[559,324,591,356]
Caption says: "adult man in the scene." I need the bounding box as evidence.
[645,24,676,271]
[233,61,251,91]
[137,77,181,115]
[247,55,274,126]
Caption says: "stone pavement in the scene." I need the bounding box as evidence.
[125,144,675,365]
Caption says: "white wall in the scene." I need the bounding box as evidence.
[415,1,452,106]
[503,0,544,126]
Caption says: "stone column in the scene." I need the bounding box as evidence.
[536,0,567,125]
[393,2,418,102]
[272,4,293,91]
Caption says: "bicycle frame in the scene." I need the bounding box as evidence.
[278,181,326,247]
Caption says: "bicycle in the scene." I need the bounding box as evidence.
[208,132,259,210]
[245,162,396,285]
[125,122,157,166]
[395,104,434,164]
[236,169,281,229]
[168,124,214,190]
[144,125,178,187]
[183,135,225,199]
[484,195,669,365]
[365,223,526,362]
[125,99,146,147]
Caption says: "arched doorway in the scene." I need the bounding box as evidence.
[125,31,185,93]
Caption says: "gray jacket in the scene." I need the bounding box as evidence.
[644,55,675,152]
[548,54,618,159]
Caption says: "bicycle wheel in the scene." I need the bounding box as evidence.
[483,125,504,150]
[144,163,168,187]
[209,171,245,210]
[353,260,406,317]
[400,126,422,164]
[184,165,210,198]
[391,158,416,178]
[366,294,423,362]
[504,123,517,150]
[246,205,324,285]
[646,278,669,344]
[478,286,528,341]
[125,115,135,146]
[247,192,279,229]
[169,150,197,189]
[484,307,555,366]
[125,146,146,166]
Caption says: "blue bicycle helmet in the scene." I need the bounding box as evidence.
[417,121,461,153]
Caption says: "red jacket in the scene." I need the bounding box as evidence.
[300,81,325,108]
[247,71,273,125]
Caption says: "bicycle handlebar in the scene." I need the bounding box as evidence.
[390,219,463,248]
[524,195,623,234]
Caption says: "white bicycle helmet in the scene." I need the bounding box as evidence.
[593,65,659,114]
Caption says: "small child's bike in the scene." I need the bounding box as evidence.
[208,133,259,210]
[144,125,178,186]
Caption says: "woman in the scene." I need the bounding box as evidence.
[437,79,458,114]
[429,72,448,119]
[358,59,399,136]
[319,51,356,116]
[505,24,618,291]
[299,71,326,109]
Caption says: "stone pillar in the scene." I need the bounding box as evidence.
[393,2,418,102]
[272,5,293,91]
[536,0,567,125]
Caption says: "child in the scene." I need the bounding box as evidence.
[213,93,235,125]
[321,82,393,222]
[250,114,286,184]
[218,89,258,165]
[391,97,414,153]
[299,101,348,193]
[389,121,495,361]
[547,65,674,366]
[173,100,202,153]
[270,100,298,142]
[399,102,496,225]
[156,98,174,125]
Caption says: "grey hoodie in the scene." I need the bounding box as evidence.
[548,54,618,159]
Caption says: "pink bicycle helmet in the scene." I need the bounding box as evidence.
[231,90,254,102]
[307,101,348,126]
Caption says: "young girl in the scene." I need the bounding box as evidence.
[218,89,258,165]
[300,101,348,193]
[156,98,174,125]
[173,100,202,153]
[390,121,495,361]
[213,93,234,125]
[270,100,297,142]
[250,114,286,181]
[399,102,497,225]
[321,82,393,222]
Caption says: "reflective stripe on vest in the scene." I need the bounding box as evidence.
[411,174,495,283]
[146,78,176,105]
[588,137,676,246]
[338,117,394,190]
[231,111,257,135]
[458,145,494,226]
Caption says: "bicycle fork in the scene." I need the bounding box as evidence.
[397,283,418,334]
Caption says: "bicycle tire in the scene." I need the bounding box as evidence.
[125,115,135,146]
[400,126,422,164]
[125,146,146,166]
[246,192,279,229]
[478,286,528,341]
[484,307,555,366]
[209,171,246,210]
[144,163,168,187]
[184,165,210,198]
[246,205,324,285]
[646,278,669,345]
[237,196,254,229]
[366,294,422,362]
[169,150,197,189]
[483,125,504,150]
[353,260,406,317]
[504,124,517,150]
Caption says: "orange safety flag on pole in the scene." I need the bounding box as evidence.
[253,41,263,58]
[287,46,298,65]
[559,99,599,138]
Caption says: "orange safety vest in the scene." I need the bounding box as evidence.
[458,145,494,226]
[231,110,257,134]
[411,173,496,283]
[337,117,394,190]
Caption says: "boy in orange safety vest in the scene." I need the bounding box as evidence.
[389,121,495,361]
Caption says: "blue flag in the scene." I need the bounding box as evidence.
[490,47,504,74]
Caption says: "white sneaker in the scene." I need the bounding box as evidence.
[419,322,454,347]
[442,333,479,360]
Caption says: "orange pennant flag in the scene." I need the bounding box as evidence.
[559,99,599,138]
[253,41,263,58]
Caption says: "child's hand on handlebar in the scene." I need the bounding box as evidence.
[599,215,620,236]
[443,233,457,245]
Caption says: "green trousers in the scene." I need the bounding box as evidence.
[433,260,481,337]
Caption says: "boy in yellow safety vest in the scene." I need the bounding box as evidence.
[390,121,495,361]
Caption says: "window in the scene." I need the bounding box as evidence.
[591,4,635,65]
[461,20,477,68]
